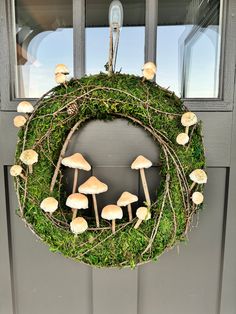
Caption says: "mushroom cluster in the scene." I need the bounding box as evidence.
[189,169,207,205]
[13,101,34,128]
[176,111,198,146]
[55,64,69,85]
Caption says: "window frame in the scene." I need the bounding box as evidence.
[0,0,234,112]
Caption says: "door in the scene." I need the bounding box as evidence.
[1,0,236,314]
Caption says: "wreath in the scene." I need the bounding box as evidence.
[11,66,206,268]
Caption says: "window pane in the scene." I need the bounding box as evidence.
[157,0,221,98]
[85,0,145,75]
[15,0,73,98]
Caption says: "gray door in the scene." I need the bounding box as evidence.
[1,1,236,314]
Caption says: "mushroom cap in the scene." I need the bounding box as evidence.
[20,149,38,165]
[78,176,108,195]
[117,191,138,207]
[181,112,197,127]
[101,204,123,220]
[17,101,34,113]
[143,62,157,72]
[142,68,155,80]
[192,191,204,205]
[136,207,151,220]
[10,165,23,176]
[131,155,152,170]
[13,115,27,127]
[40,197,58,213]
[70,217,88,234]
[66,193,88,209]
[55,73,66,84]
[61,153,91,171]
[55,64,69,75]
[189,169,207,184]
[176,133,189,145]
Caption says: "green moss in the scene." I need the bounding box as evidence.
[15,73,205,268]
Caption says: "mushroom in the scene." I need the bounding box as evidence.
[70,217,88,236]
[117,191,138,221]
[142,62,156,80]
[40,197,58,216]
[101,204,123,234]
[20,149,38,174]
[134,207,151,229]
[176,132,189,146]
[191,191,204,205]
[131,155,152,206]
[189,169,207,190]
[62,153,91,193]
[13,115,27,128]
[66,193,88,220]
[78,176,108,228]
[55,73,66,84]
[10,165,26,180]
[181,112,197,135]
[55,64,69,75]
[17,101,34,117]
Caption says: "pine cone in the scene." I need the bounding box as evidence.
[67,103,78,115]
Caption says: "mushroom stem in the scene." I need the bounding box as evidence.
[49,212,53,217]
[112,219,116,234]
[72,169,79,193]
[72,208,78,220]
[20,173,26,180]
[127,203,133,221]
[140,168,151,206]
[92,194,100,227]
[185,126,189,135]
[28,165,33,174]
[134,219,142,229]
[190,182,196,191]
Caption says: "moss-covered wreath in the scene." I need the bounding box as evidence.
[12,73,206,268]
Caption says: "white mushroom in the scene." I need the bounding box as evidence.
[55,73,66,84]
[62,153,91,193]
[134,207,151,229]
[70,217,88,236]
[142,62,156,80]
[17,101,34,115]
[101,204,123,234]
[117,191,138,221]
[191,191,204,205]
[176,133,189,146]
[66,193,88,220]
[55,64,69,75]
[13,115,27,128]
[189,169,207,190]
[131,155,152,206]
[20,149,38,174]
[79,176,108,227]
[10,165,26,180]
[181,112,197,135]
[40,197,58,216]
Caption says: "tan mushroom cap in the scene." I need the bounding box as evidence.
[192,191,204,205]
[143,68,155,80]
[136,207,151,220]
[181,112,197,127]
[189,169,207,184]
[117,191,138,207]
[176,133,189,145]
[131,155,152,170]
[10,165,23,176]
[17,101,34,113]
[78,176,108,195]
[70,217,88,234]
[66,193,88,209]
[20,149,38,165]
[101,204,123,220]
[55,73,66,84]
[13,115,27,127]
[55,64,69,75]
[143,62,157,72]
[62,153,91,171]
[40,197,58,213]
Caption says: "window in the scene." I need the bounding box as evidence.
[156,0,222,98]
[85,0,145,75]
[15,0,73,98]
